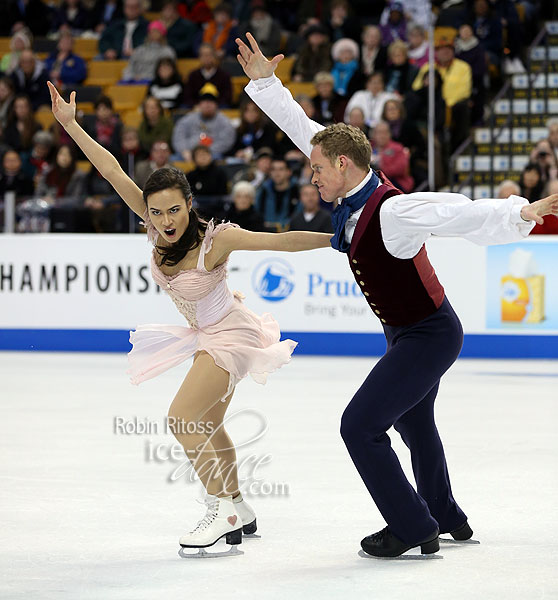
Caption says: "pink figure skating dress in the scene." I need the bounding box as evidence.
[127,213,297,398]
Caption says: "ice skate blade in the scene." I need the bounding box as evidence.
[440,537,480,545]
[243,533,262,540]
[178,545,244,558]
[358,549,443,560]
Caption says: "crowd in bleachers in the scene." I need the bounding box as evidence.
[0,0,556,234]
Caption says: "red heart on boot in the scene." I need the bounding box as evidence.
[227,515,237,526]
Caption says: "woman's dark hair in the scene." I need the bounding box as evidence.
[142,95,164,120]
[94,94,113,111]
[143,167,207,266]
[154,57,181,83]
[520,162,544,202]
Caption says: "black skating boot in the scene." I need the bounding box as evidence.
[360,526,440,558]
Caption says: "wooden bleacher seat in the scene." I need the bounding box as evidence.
[172,160,195,173]
[105,84,147,111]
[76,160,91,173]
[231,76,249,104]
[144,11,161,21]
[176,58,200,80]
[73,38,99,60]
[121,109,143,128]
[274,56,295,83]
[84,60,127,87]
[35,108,55,130]
[221,108,241,122]
[287,81,316,99]
[76,102,95,114]
[0,37,10,54]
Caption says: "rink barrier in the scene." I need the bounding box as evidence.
[1,329,557,359]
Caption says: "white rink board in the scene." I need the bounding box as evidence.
[0,234,556,335]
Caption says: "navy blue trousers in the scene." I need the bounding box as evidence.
[340,297,468,545]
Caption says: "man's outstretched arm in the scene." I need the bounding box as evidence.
[236,32,324,158]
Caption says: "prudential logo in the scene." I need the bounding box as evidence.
[252,259,295,302]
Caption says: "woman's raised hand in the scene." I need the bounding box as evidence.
[236,32,284,81]
[47,80,76,128]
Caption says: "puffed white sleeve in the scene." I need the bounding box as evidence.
[379,192,536,259]
[244,74,325,158]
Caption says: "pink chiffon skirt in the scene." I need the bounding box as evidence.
[127,302,298,397]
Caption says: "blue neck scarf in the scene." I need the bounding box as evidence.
[330,170,379,253]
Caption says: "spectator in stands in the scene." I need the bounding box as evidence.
[382,97,427,184]
[0,148,34,198]
[29,130,55,184]
[360,26,387,79]
[531,178,558,234]
[3,0,52,37]
[545,118,558,165]
[291,24,332,83]
[83,95,122,155]
[160,0,197,58]
[384,40,418,96]
[330,38,360,97]
[99,0,148,60]
[256,157,299,228]
[405,67,445,133]
[412,35,472,151]
[519,162,544,203]
[312,71,347,126]
[121,21,176,82]
[343,72,397,129]
[138,96,173,155]
[0,78,16,133]
[471,0,502,69]
[288,183,333,233]
[455,22,486,126]
[407,24,430,68]
[380,0,432,29]
[370,120,414,192]
[187,144,228,197]
[232,145,274,189]
[134,140,173,188]
[224,180,265,231]
[147,57,184,110]
[44,32,87,88]
[118,126,145,175]
[89,0,124,34]
[39,143,85,201]
[379,1,407,46]
[496,179,520,198]
[173,86,235,161]
[231,99,277,162]
[183,43,233,107]
[51,0,91,35]
[237,3,282,58]
[323,0,361,44]
[1,94,41,153]
[177,0,212,25]
[0,29,32,76]
[528,138,557,185]
[10,50,50,110]
[347,106,368,137]
[199,3,237,59]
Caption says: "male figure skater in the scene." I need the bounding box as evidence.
[236,33,558,558]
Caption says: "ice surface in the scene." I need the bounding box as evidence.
[1,352,557,600]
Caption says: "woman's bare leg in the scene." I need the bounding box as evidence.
[167,351,237,497]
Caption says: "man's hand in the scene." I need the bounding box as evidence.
[520,193,558,225]
[236,32,284,81]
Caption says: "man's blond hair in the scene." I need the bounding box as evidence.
[311,123,371,171]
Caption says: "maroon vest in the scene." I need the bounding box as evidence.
[348,172,445,326]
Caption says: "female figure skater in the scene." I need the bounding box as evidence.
[48,81,332,557]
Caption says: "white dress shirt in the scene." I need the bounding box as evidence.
[245,74,535,259]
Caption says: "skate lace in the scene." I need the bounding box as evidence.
[189,497,220,534]
[369,526,389,543]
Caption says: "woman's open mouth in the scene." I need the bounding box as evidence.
[164,228,177,238]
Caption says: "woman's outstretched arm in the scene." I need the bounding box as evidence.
[209,227,333,266]
[47,81,145,217]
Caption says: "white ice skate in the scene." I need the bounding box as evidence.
[178,495,243,558]
[233,493,261,540]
